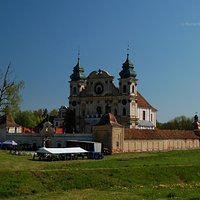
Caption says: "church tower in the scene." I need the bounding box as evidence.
[69,55,86,132]
[69,55,86,96]
[118,51,138,128]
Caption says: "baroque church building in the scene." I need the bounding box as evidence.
[68,52,157,134]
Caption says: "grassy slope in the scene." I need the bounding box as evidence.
[1,150,200,199]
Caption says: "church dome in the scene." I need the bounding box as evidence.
[119,54,137,79]
[70,58,86,81]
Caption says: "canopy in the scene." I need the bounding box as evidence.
[3,140,18,145]
[37,147,88,155]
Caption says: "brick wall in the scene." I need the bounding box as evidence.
[123,139,200,152]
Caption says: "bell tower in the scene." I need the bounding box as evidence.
[69,53,86,133]
[69,53,86,96]
[118,49,138,128]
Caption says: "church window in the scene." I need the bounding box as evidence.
[143,110,146,120]
[122,99,127,105]
[151,114,153,122]
[132,85,134,93]
[82,110,85,117]
[96,106,102,117]
[73,108,76,116]
[95,83,104,94]
[72,101,77,107]
[73,87,77,94]
[123,108,126,116]
[123,85,127,93]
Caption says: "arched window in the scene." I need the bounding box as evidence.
[123,108,126,116]
[73,108,76,117]
[73,87,77,94]
[96,106,102,117]
[114,109,117,116]
[132,85,134,93]
[143,110,146,120]
[123,85,127,93]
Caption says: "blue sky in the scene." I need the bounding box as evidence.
[1,0,200,122]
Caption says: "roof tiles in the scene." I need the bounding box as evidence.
[124,128,199,140]
[137,92,157,111]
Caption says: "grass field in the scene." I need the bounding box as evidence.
[1,149,200,199]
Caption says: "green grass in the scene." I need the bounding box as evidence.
[1,149,200,199]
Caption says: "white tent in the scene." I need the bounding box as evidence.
[3,140,18,145]
[37,147,88,154]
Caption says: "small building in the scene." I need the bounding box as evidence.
[0,114,22,141]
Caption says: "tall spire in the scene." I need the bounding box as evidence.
[77,47,80,63]
[70,49,86,81]
[127,42,130,58]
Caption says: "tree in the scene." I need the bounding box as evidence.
[15,108,59,128]
[49,109,58,117]
[0,64,24,115]
[33,109,44,122]
[157,116,193,130]
[42,108,48,119]
[15,111,39,128]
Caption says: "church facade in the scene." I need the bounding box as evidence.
[68,53,157,134]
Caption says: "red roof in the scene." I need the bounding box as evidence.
[124,128,199,140]
[0,114,20,127]
[137,92,157,111]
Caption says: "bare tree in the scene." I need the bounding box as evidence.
[0,64,24,115]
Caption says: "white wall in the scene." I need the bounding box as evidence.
[137,107,157,127]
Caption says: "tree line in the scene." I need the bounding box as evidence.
[157,116,194,130]
[14,109,58,128]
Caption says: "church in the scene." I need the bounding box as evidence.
[68,52,157,134]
